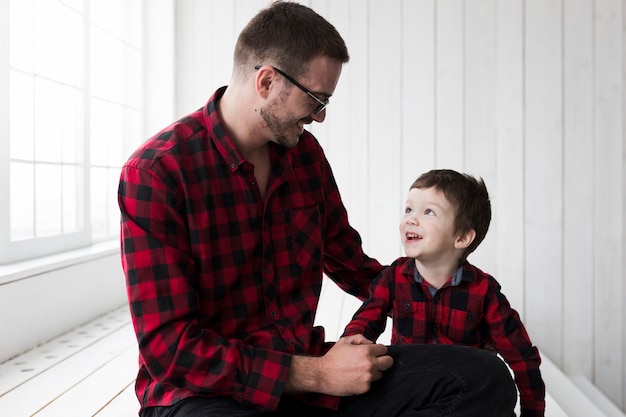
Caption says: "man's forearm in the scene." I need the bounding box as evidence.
[283,337,393,397]
[284,355,324,394]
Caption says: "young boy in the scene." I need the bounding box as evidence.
[343,169,546,417]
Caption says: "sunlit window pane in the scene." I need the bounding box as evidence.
[90,98,110,166]
[126,47,143,109]
[10,162,35,240]
[34,0,83,86]
[59,0,83,13]
[90,100,134,167]
[60,86,82,164]
[62,165,80,232]
[35,164,62,237]
[107,167,121,235]
[5,0,143,261]
[106,104,124,166]
[91,166,124,239]
[126,109,143,157]
[9,0,34,72]
[90,166,108,238]
[126,0,143,49]
[91,0,124,39]
[34,78,63,163]
[10,70,35,161]
[90,27,124,103]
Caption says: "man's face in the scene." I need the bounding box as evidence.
[259,89,314,149]
[260,57,342,148]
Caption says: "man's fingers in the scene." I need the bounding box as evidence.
[364,343,394,374]
[375,354,394,371]
[367,343,388,357]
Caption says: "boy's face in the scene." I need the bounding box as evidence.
[400,187,460,263]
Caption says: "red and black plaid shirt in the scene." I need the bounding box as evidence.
[344,258,546,416]
[118,87,383,412]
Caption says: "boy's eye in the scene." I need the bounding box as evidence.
[404,207,413,214]
[424,208,435,216]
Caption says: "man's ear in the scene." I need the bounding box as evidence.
[255,66,274,99]
[455,229,476,249]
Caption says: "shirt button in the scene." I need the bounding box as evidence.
[270,311,277,317]
[230,163,236,169]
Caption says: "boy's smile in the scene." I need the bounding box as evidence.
[400,187,460,266]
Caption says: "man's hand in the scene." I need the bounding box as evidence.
[342,333,374,345]
[284,336,393,396]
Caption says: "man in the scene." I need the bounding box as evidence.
[118,2,517,416]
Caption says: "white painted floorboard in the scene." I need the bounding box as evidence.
[0,306,138,417]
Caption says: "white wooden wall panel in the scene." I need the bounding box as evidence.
[494,0,525,315]
[524,0,564,363]
[206,1,233,92]
[144,0,176,136]
[563,0,595,379]
[234,1,264,32]
[191,0,214,108]
[174,0,196,115]
[594,0,625,405]
[435,0,464,169]
[401,0,436,193]
[463,0,497,274]
[623,3,626,408]
[173,0,626,410]
[367,0,403,264]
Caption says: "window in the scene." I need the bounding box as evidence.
[1,0,143,264]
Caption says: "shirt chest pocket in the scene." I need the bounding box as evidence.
[446,309,483,345]
[394,299,428,342]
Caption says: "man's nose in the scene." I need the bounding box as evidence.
[311,108,326,123]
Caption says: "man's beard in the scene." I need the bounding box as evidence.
[259,98,306,149]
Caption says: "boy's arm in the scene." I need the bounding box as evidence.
[343,272,393,341]
[484,278,546,417]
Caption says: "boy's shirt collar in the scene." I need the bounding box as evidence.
[412,259,471,287]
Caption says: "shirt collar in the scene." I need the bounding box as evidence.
[412,258,473,287]
[206,87,243,171]
[206,86,293,174]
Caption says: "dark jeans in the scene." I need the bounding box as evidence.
[140,344,517,417]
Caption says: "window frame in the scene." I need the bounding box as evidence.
[0,0,150,265]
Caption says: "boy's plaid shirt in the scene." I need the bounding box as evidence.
[344,258,546,416]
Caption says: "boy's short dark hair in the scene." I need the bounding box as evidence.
[411,169,491,261]
[234,1,349,77]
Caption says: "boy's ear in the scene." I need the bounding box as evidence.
[455,229,476,249]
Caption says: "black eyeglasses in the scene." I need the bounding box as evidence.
[254,65,329,115]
